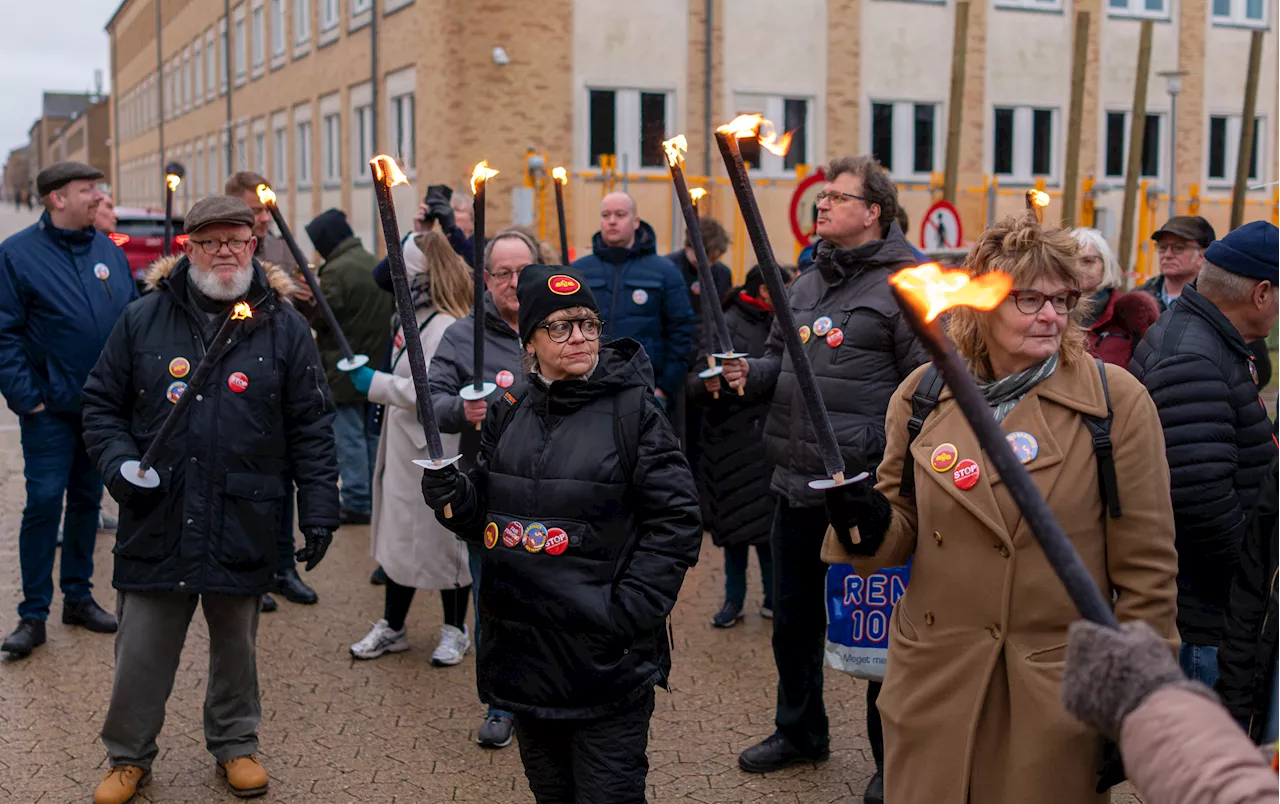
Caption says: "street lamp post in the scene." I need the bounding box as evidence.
[1158,71,1189,220]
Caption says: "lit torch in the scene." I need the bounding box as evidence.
[715,115,862,500]
[689,187,708,221]
[1026,189,1050,224]
[163,162,184,257]
[121,302,254,488]
[888,263,1119,628]
[370,155,461,515]
[255,184,368,372]
[552,167,570,265]
[461,161,501,424]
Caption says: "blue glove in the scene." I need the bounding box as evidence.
[350,366,376,393]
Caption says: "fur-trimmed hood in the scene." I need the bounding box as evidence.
[143,254,297,306]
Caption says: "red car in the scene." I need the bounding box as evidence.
[108,207,187,282]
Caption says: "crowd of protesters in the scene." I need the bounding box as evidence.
[0,157,1276,804]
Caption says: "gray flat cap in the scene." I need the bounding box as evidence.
[184,196,255,234]
[36,161,104,196]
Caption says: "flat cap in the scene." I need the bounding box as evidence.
[36,161,104,196]
[1151,215,1216,249]
[184,196,255,234]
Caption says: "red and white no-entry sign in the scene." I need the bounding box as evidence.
[920,200,963,249]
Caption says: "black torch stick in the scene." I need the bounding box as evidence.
[888,279,1119,628]
[121,301,253,488]
[553,167,570,265]
[371,155,460,516]
[163,162,183,256]
[255,185,367,372]
[716,126,859,497]
[462,162,498,427]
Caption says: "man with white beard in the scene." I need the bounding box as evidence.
[80,196,340,804]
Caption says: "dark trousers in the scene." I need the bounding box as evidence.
[17,411,101,620]
[723,543,773,607]
[514,689,655,804]
[770,500,882,765]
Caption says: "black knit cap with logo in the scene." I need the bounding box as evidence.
[516,264,600,345]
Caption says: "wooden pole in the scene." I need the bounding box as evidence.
[1062,11,1091,228]
[942,1,970,205]
[1230,29,1264,231]
[1117,19,1153,272]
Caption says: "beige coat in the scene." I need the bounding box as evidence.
[827,358,1179,804]
[368,306,472,590]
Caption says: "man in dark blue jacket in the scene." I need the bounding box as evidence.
[573,192,693,401]
[0,161,137,658]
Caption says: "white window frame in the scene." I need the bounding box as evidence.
[236,125,248,171]
[193,41,203,107]
[182,48,192,112]
[990,104,1059,184]
[1107,0,1170,21]
[219,19,230,93]
[350,0,372,29]
[867,99,944,182]
[207,135,219,194]
[386,69,417,174]
[271,0,287,59]
[321,107,342,186]
[295,104,313,188]
[732,94,815,178]
[253,116,268,174]
[205,29,217,101]
[320,0,339,37]
[1212,0,1269,26]
[995,0,1063,11]
[251,0,266,74]
[1205,114,1266,187]
[350,81,373,183]
[272,112,289,188]
[1100,109,1167,180]
[582,87,674,174]
[385,0,414,12]
[234,7,247,83]
[294,0,312,54]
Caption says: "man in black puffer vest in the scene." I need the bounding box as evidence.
[1131,221,1279,688]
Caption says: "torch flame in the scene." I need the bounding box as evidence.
[165,173,181,191]
[255,183,277,205]
[1027,189,1049,209]
[469,160,499,193]
[552,166,567,184]
[662,135,688,168]
[889,263,1013,324]
[689,188,708,205]
[715,114,794,157]
[370,155,409,187]
[230,301,253,321]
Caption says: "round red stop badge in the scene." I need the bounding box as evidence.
[952,459,980,490]
[227,372,249,393]
[544,528,569,556]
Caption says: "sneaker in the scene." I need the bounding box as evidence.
[712,600,745,628]
[476,712,515,748]
[760,603,774,620]
[430,624,471,666]
[93,765,149,804]
[350,619,409,659]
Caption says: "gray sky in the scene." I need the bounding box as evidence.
[0,0,113,155]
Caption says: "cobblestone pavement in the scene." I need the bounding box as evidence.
[0,205,1140,802]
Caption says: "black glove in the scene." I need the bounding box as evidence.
[824,479,892,556]
[106,463,162,508]
[1095,740,1127,794]
[427,199,456,232]
[295,526,333,571]
[421,464,469,513]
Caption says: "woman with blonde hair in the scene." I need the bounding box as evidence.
[1070,227,1159,367]
[823,213,1179,803]
[347,230,478,664]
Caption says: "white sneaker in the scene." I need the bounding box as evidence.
[350,619,409,659]
[431,624,471,666]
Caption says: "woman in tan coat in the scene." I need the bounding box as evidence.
[823,215,1179,803]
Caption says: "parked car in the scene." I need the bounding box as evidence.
[108,207,186,284]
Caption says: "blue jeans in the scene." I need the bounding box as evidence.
[18,411,102,620]
[333,403,379,515]
[468,545,514,722]
[1179,643,1220,688]
[724,543,773,608]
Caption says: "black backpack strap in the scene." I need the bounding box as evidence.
[612,385,646,483]
[900,364,945,499]
[1083,358,1121,519]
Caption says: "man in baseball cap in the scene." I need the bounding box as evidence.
[1137,214,1217,311]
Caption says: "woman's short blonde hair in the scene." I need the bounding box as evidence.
[1070,227,1123,291]
[946,214,1088,379]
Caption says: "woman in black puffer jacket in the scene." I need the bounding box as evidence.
[692,265,795,628]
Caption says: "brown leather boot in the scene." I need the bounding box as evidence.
[217,754,268,798]
[93,765,149,804]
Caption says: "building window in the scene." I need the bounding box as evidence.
[1103,111,1163,178]
[296,120,312,186]
[1208,115,1263,182]
[391,92,415,169]
[207,33,217,99]
[321,0,338,30]
[193,44,203,103]
[183,52,192,111]
[586,88,674,172]
[255,132,266,173]
[271,0,286,55]
[352,0,372,12]
[588,90,616,167]
[295,0,310,43]
[235,17,247,78]
[783,98,810,170]
[219,25,229,92]
[353,104,373,177]
[996,0,1063,10]
[273,126,287,186]
[733,95,809,177]
[1213,0,1267,24]
[251,4,265,69]
[322,112,341,184]
[992,105,1056,182]
[638,92,668,168]
[1108,0,1169,18]
[870,101,941,179]
[236,133,247,170]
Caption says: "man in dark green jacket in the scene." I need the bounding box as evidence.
[306,209,392,523]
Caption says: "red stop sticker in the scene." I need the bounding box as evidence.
[952,459,980,490]
[544,528,569,556]
[227,372,249,393]
[496,370,515,388]
[502,521,524,548]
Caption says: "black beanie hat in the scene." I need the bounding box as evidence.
[305,208,354,260]
[516,264,600,345]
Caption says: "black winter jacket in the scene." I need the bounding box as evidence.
[693,293,776,547]
[664,248,732,362]
[438,340,702,718]
[1129,287,1277,645]
[82,256,341,596]
[744,223,928,507]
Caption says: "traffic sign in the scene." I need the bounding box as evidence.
[920,200,963,250]
[789,169,827,246]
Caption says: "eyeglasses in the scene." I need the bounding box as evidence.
[815,189,868,206]
[190,238,252,254]
[485,267,524,285]
[538,318,603,343]
[1008,289,1082,315]
[1155,242,1196,256]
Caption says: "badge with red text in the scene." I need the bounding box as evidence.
[1006,431,1039,464]
[930,443,958,472]
[798,325,812,344]
[953,459,980,490]
[691,280,702,296]
[813,316,833,336]
[1249,359,1259,386]
[502,521,524,548]
[548,274,581,295]
[483,522,500,550]
[394,330,405,350]
[166,380,187,404]
[227,372,249,393]
[168,357,191,378]
[826,328,844,348]
[496,370,515,388]
[523,522,548,553]
[544,527,569,556]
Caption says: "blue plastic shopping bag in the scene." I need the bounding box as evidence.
[824,561,911,681]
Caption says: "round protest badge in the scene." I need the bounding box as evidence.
[394,330,405,350]
[798,325,811,344]
[483,522,500,550]
[227,372,249,393]
[953,459,980,490]
[165,380,187,404]
[501,521,524,548]
[544,527,569,556]
[547,274,581,295]
[168,357,191,378]
[813,316,833,336]
[691,280,702,296]
[631,288,648,305]
[1006,431,1039,464]
[93,263,110,281]
[1249,359,1259,386]
[930,443,958,473]
[495,370,515,389]
[524,522,549,553]
[826,328,844,348]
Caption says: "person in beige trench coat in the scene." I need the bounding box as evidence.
[822,215,1180,804]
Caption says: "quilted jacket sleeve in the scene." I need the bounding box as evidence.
[278,309,341,530]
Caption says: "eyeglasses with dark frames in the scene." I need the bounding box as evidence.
[537,318,604,343]
[190,238,252,255]
[814,189,869,206]
[1007,288,1082,315]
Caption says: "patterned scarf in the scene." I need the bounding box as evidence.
[975,354,1058,423]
